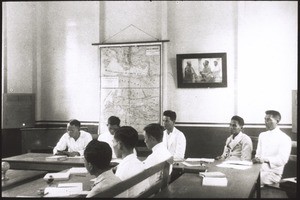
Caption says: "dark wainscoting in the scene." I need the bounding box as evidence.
[2,129,22,158]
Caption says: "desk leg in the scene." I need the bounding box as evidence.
[256,173,261,198]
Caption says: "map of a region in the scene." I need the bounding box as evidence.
[99,45,161,134]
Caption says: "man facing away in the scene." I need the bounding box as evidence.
[143,123,173,186]
[252,110,291,187]
[98,116,121,159]
[162,110,186,160]
[84,140,125,198]
[113,126,150,197]
[216,115,253,161]
[53,119,92,157]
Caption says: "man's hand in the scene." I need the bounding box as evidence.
[67,151,80,157]
[252,157,266,164]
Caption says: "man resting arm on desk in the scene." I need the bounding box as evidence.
[53,119,93,157]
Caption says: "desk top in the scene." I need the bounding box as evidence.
[2,153,119,171]
[2,171,94,197]
[154,160,261,198]
[2,169,47,191]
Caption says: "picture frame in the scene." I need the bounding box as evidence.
[177,53,227,88]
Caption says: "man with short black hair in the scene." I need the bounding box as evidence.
[84,140,124,198]
[252,110,292,187]
[98,116,121,158]
[216,115,253,161]
[53,119,92,157]
[113,126,150,197]
[162,110,186,160]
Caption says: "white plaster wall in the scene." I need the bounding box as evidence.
[166,1,238,123]
[38,2,100,121]
[5,2,35,93]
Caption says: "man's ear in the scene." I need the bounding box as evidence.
[86,162,93,172]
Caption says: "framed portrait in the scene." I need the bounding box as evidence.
[177,53,227,88]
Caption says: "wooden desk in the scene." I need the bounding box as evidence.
[154,161,261,198]
[2,153,119,172]
[2,169,47,191]
[2,171,94,197]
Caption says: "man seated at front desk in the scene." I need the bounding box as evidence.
[143,123,173,185]
[216,115,253,161]
[162,110,186,160]
[53,119,92,157]
[84,140,125,198]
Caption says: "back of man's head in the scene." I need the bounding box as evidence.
[144,123,164,143]
[231,115,244,127]
[69,119,81,128]
[114,126,138,150]
[108,116,121,126]
[84,140,112,170]
[163,110,177,122]
[265,110,281,123]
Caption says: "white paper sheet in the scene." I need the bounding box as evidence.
[185,158,215,163]
[216,163,251,170]
[199,171,226,178]
[68,167,88,174]
[202,177,228,187]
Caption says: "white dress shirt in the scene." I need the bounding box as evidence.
[163,127,186,159]
[255,127,292,185]
[98,132,116,158]
[115,154,150,197]
[53,130,92,156]
[87,169,125,198]
[143,142,173,186]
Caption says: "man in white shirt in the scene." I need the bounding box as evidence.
[98,116,121,158]
[252,110,292,187]
[53,119,92,157]
[143,123,173,186]
[162,110,186,160]
[113,126,150,197]
[216,115,253,161]
[84,140,125,198]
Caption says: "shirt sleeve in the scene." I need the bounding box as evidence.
[240,136,253,160]
[221,137,230,159]
[173,131,186,159]
[53,133,68,155]
[268,136,291,169]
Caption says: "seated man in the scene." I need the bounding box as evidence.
[143,123,173,185]
[98,116,121,158]
[84,140,125,198]
[162,110,186,160]
[216,115,253,161]
[113,126,150,197]
[252,110,292,187]
[53,119,92,157]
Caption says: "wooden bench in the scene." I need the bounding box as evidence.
[90,158,173,198]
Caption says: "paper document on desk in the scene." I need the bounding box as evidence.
[216,163,251,170]
[202,177,228,187]
[182,161,202,167]
[68,167,88,174]
[44,183,83,197]
[223,160,253,166]
[45,155,68,161]
[186,158,215,163]
[199,171,226,178]
[43,171,70,180]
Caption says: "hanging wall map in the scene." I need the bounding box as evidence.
[99,44,162,135]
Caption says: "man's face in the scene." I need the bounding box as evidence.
[108,124,119,135]
[264,114,277,130]
[67,124,79,139]
[112,137,122,158]
[162,116,174,131]
[229,119,242,135]
[143,131,154,150]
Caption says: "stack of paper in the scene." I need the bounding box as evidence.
[186,158,215,163]
[223,160,253,166]
[200,171,227,186]
[68,167,88,174]
[43,171,70,181]
[45,155,68,161]
[44,183,84,197]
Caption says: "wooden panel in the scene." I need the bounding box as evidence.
[2,93,35,128]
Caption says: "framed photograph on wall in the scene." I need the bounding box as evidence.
[177,53,227,88]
